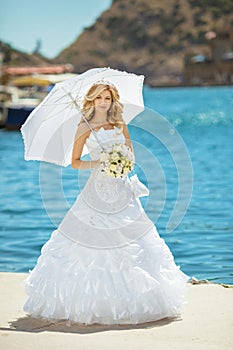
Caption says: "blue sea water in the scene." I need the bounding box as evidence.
[0,86,232,284]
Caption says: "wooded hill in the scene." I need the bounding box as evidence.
[2,0,233,86]
[54,0,233,85]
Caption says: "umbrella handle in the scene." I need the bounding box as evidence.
[64,88,105,151]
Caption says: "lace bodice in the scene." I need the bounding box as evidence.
[80,125,149,212]
[85,126,126,160]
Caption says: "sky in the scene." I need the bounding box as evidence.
[0,0,112,58]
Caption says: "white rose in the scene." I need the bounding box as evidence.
[114,145,122,152]
[110,164,117,171]
[111,152,119,160]
[100,152,110,162]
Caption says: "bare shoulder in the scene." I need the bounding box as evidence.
[122,122,129,130]
[122,122,131,136]
[75,122,91,139]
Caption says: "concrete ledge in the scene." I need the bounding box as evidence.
[0,272,232,350]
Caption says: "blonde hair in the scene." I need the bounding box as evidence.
[80,83,124,130]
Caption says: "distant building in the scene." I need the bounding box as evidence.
[3,64,74,76]
[183,26,233,85]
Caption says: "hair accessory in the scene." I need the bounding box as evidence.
[93,79,116,89]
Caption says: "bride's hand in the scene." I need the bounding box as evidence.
[92,159,101,168]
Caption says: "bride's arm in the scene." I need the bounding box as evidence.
[72,123,100,170]
[123,123,134,155]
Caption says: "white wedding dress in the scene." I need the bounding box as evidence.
[23,126,189,325]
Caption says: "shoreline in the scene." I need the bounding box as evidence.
[0,272,233,350]
[145,82,233,89]
[0,270,232,287]
[0,269,232,287]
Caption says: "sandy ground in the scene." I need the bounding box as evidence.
[0,272,232,350]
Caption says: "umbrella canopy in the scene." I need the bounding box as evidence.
[21,67,145,167]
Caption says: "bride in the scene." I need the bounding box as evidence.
[23,81,189,325]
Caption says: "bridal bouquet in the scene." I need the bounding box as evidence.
[100,143,135,178]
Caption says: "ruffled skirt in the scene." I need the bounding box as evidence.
[23,172,189,325]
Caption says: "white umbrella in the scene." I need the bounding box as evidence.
[21,67,145,167]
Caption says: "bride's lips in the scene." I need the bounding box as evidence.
[98,106,109,109]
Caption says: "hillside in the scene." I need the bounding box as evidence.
[0,42,50,67]
[54,0,233,86]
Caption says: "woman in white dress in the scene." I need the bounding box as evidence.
[23,82,189,325]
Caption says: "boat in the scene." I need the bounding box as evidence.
[0,85,45,130]
[0,72,76,130]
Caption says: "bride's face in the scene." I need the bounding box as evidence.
[94,90,112,113]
